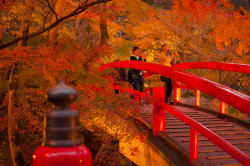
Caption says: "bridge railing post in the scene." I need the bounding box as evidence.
[220,101,225,114]
[195,89,200,109]
[190,127,199,164]
[33,81,92,166]
[173,81,181,105]
[152,87,165,136]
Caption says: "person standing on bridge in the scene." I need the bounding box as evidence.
[159,44,179,104]
[128,46,147,92]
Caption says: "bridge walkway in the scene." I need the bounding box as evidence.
[140,104,250,166]
[100,61,250,165]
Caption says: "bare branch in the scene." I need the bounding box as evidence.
[45,0,58,20]
[0,0,112,50]
[43,12,52,28]
[80,0,89,7]
[35,0,54,24]
[34,9,51,28]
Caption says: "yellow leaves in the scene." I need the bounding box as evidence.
[194,30,199,35]
[236,42,249,55]
[216,43,225,51]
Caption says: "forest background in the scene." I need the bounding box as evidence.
[0,0,249,165]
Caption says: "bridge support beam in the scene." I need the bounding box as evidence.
[152,87,165,136]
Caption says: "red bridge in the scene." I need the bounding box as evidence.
[100,61,250,166]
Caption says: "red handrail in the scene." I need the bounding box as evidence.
[173,62,250,74]
[112,84,250,164]
[99,61,250,116]
[159,101,250,165]
[144,62,250,78]
[101,60,250,164]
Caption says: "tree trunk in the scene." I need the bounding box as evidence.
[49,0,66,47]
[100,3,109,46]
[8,1,34,165]
[82,3,110,71]
[8,63,26,166]
[0,66,11,103]
[44,0,66,85]
[18,0,34,47]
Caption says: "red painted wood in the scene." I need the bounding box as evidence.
[190,127,199,164]
[160,102,250,165]
[152,87,165,136]
[112,83,250,165]
[173,62,250,74]
[100,61,250,165]
[195,90,200,109]
[99,61,250,116]
[173,81,181,105]
[220,101,225,114]
[33,145,92,166]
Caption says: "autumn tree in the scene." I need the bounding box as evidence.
[7,0,35,165]
[0,0,249,165]
[0,0,112,49]
[0,1,152,165]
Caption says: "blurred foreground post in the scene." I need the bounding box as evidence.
[33,81,92,166]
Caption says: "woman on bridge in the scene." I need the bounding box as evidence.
[159,44,179,103]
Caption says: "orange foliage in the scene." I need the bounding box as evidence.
[172,0,249,55]
[0,38,149,165]
[0,0,16,10]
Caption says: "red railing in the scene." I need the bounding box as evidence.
[99,61,250,165]
[173,62,250,112]
[144,62,250,110]
[144,62,250,78]
[99,61,250,115]
[173,62,250,74]
[113,84,250,165]
[159,101,250,165]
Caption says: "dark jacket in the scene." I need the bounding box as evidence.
[128,56,146,83]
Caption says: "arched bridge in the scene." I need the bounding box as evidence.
[99,61,250,166]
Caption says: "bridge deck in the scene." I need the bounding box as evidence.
[140,105,250,166]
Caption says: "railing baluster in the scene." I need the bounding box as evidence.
[220,101,225,114]
[152,87,165,136]
[195,89,200,109]
[173,81,181,105]
[190,127,199,164]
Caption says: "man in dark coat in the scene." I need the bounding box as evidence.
[128,46,146,92]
